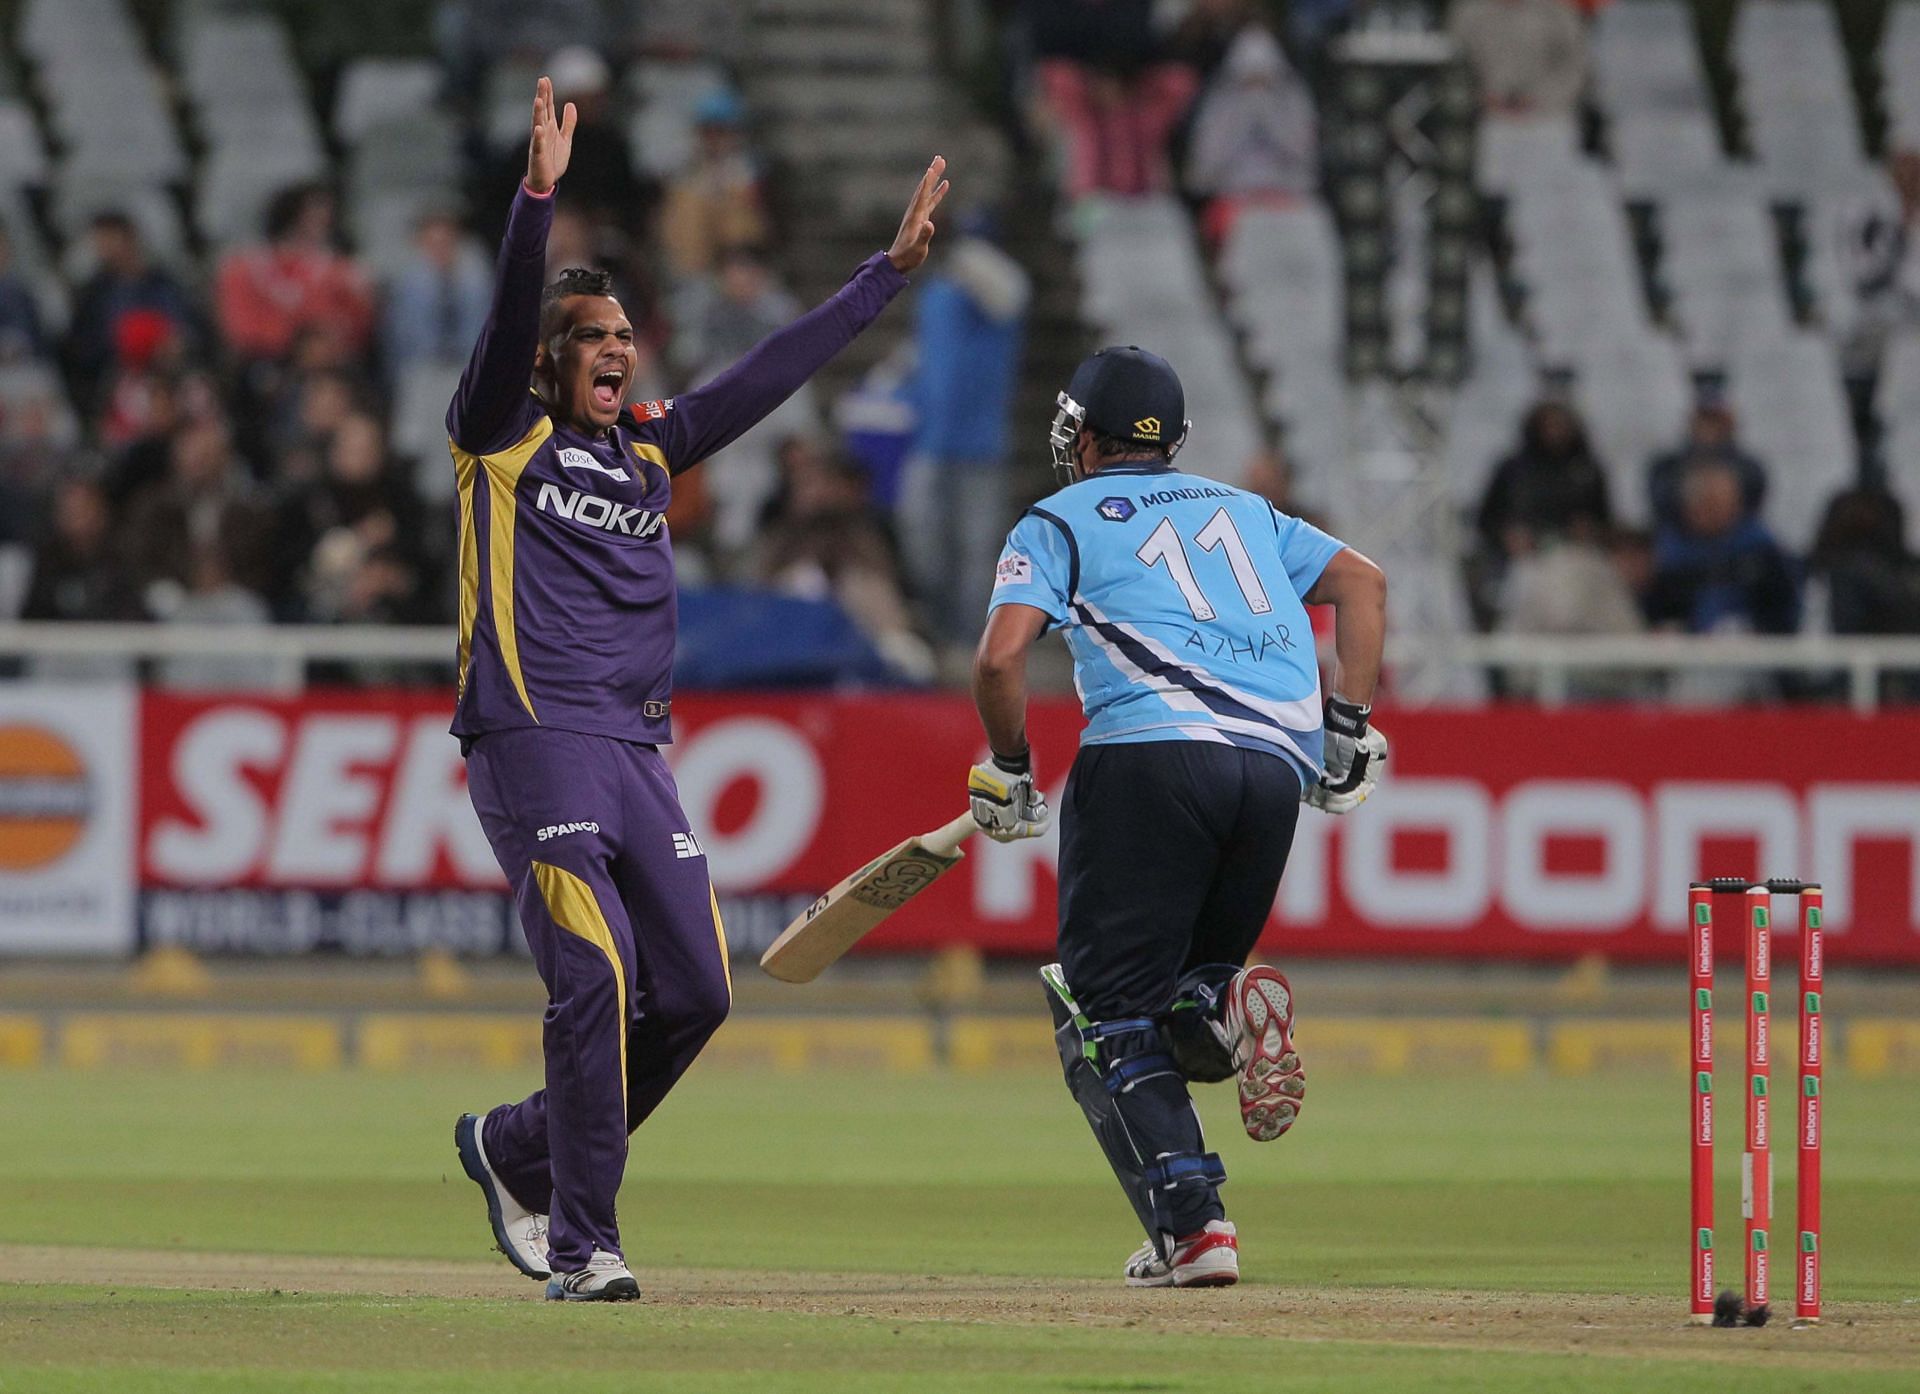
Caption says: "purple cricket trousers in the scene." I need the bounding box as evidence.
[464,727,731,1271]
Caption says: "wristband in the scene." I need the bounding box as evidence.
[991,747,1032,775]
[1324,695,1371,739]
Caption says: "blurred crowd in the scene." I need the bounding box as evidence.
[1002,0,1326,241]
[0,0,1025,685]
[1469,392,1920,693]
[11,0,1920,700]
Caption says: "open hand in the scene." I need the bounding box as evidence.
[526,76,577,195]
[887,156,950,274]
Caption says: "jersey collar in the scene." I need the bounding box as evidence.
[1094,463,1175,477]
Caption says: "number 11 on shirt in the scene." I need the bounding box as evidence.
[1135,507,1273,622]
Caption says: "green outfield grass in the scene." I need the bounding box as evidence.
[1,1062,1916,1391]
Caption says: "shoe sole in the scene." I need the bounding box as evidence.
[1235,968,1305,1142]
[1173,1267,1240,1288]
[545,1276,641,1302]
[455,1114,550,1281]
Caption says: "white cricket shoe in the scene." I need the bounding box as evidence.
[454,1112,551,1279]
[1230,966,1306,1141]
[545,1249,641,1302]
[1125,1221,1240,1288]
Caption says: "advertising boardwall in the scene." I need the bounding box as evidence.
[122,691,1920,964]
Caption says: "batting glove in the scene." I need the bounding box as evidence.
[1305,695,1387,815]
[968,749,1052,842]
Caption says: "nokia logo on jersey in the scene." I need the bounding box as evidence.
[536,483,666,538]
[556,446,631,483]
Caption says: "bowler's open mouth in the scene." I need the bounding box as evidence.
[592,368,624,411]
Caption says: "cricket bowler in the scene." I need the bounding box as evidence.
[451,77,949,1300]
[968,347,1387,1287]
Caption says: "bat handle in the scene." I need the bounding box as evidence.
[922,812,979,858]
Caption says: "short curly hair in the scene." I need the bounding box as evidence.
[540,267,617,341]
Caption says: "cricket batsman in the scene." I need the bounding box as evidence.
[968,347,1387,1287]
[451,77,949,1301]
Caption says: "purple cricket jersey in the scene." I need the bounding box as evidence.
[448,185,908,745]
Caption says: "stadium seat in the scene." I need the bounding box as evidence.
[0,102,49,187]
[1731,0,1865,195]
[393,360,466,502]
[1475,116,1578,196]
[1570,332,1691,527]
[1659,190,1791,364]
[196,145,328,247]
[1611,111,1724,197]
[333,59,442,146]
[1728,332,1855,549]
[1880,1,1920,146]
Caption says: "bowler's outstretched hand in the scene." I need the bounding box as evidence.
[526,76,576,194]
[887,156,950,273]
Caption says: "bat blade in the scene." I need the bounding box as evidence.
[758,813,976,983]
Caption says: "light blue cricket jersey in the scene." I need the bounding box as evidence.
[989,465,1345,775]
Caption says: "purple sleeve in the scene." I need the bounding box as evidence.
[663,252,908,472]
[447,185,553,454]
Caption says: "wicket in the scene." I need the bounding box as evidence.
[1688,877,1823,1328]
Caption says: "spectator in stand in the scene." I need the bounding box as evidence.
[1646,400,1767,534]
[62,211,194,417]
[1476,399,1613,569]
[672,246,801,377]
[756,442,932,679]
[1497,529,1646,636]
[660,88,769,277]
[280,412,426,622]
[1448,0,1587,120]
[268,367,365,494]
[150,541,283,691]
[486,47,648,234]
[215,183,376,370]
[1495,524,1651,698]
[121,413,275,614]
[94,308,187,450]
[1023,0,1199,202]
[0,221,46,363]
[1645,457,1799,635]
[105,374,229,510]
[0,366,82,545]
[1185,26,1319,247]
[22,479,141,622]
[1165,0,1256,82]
[382,204,492,389]
[898,210,1030,644]
[1808,486,1920,635]
[1834,147,1920,418]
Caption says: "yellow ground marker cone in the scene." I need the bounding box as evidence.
[418,947,474,1001]
[128,945,213,997]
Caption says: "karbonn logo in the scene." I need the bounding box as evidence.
[0,723,92,871]
[536,483,665,539]
[971,775,1920,934]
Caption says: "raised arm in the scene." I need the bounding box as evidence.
[446,77,574,454]
[663,158,949,471]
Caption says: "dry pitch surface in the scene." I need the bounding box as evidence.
[2,1244,1915,1363]
[1,1067,1916,1391]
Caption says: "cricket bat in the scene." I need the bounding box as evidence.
[758,812,978,983]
